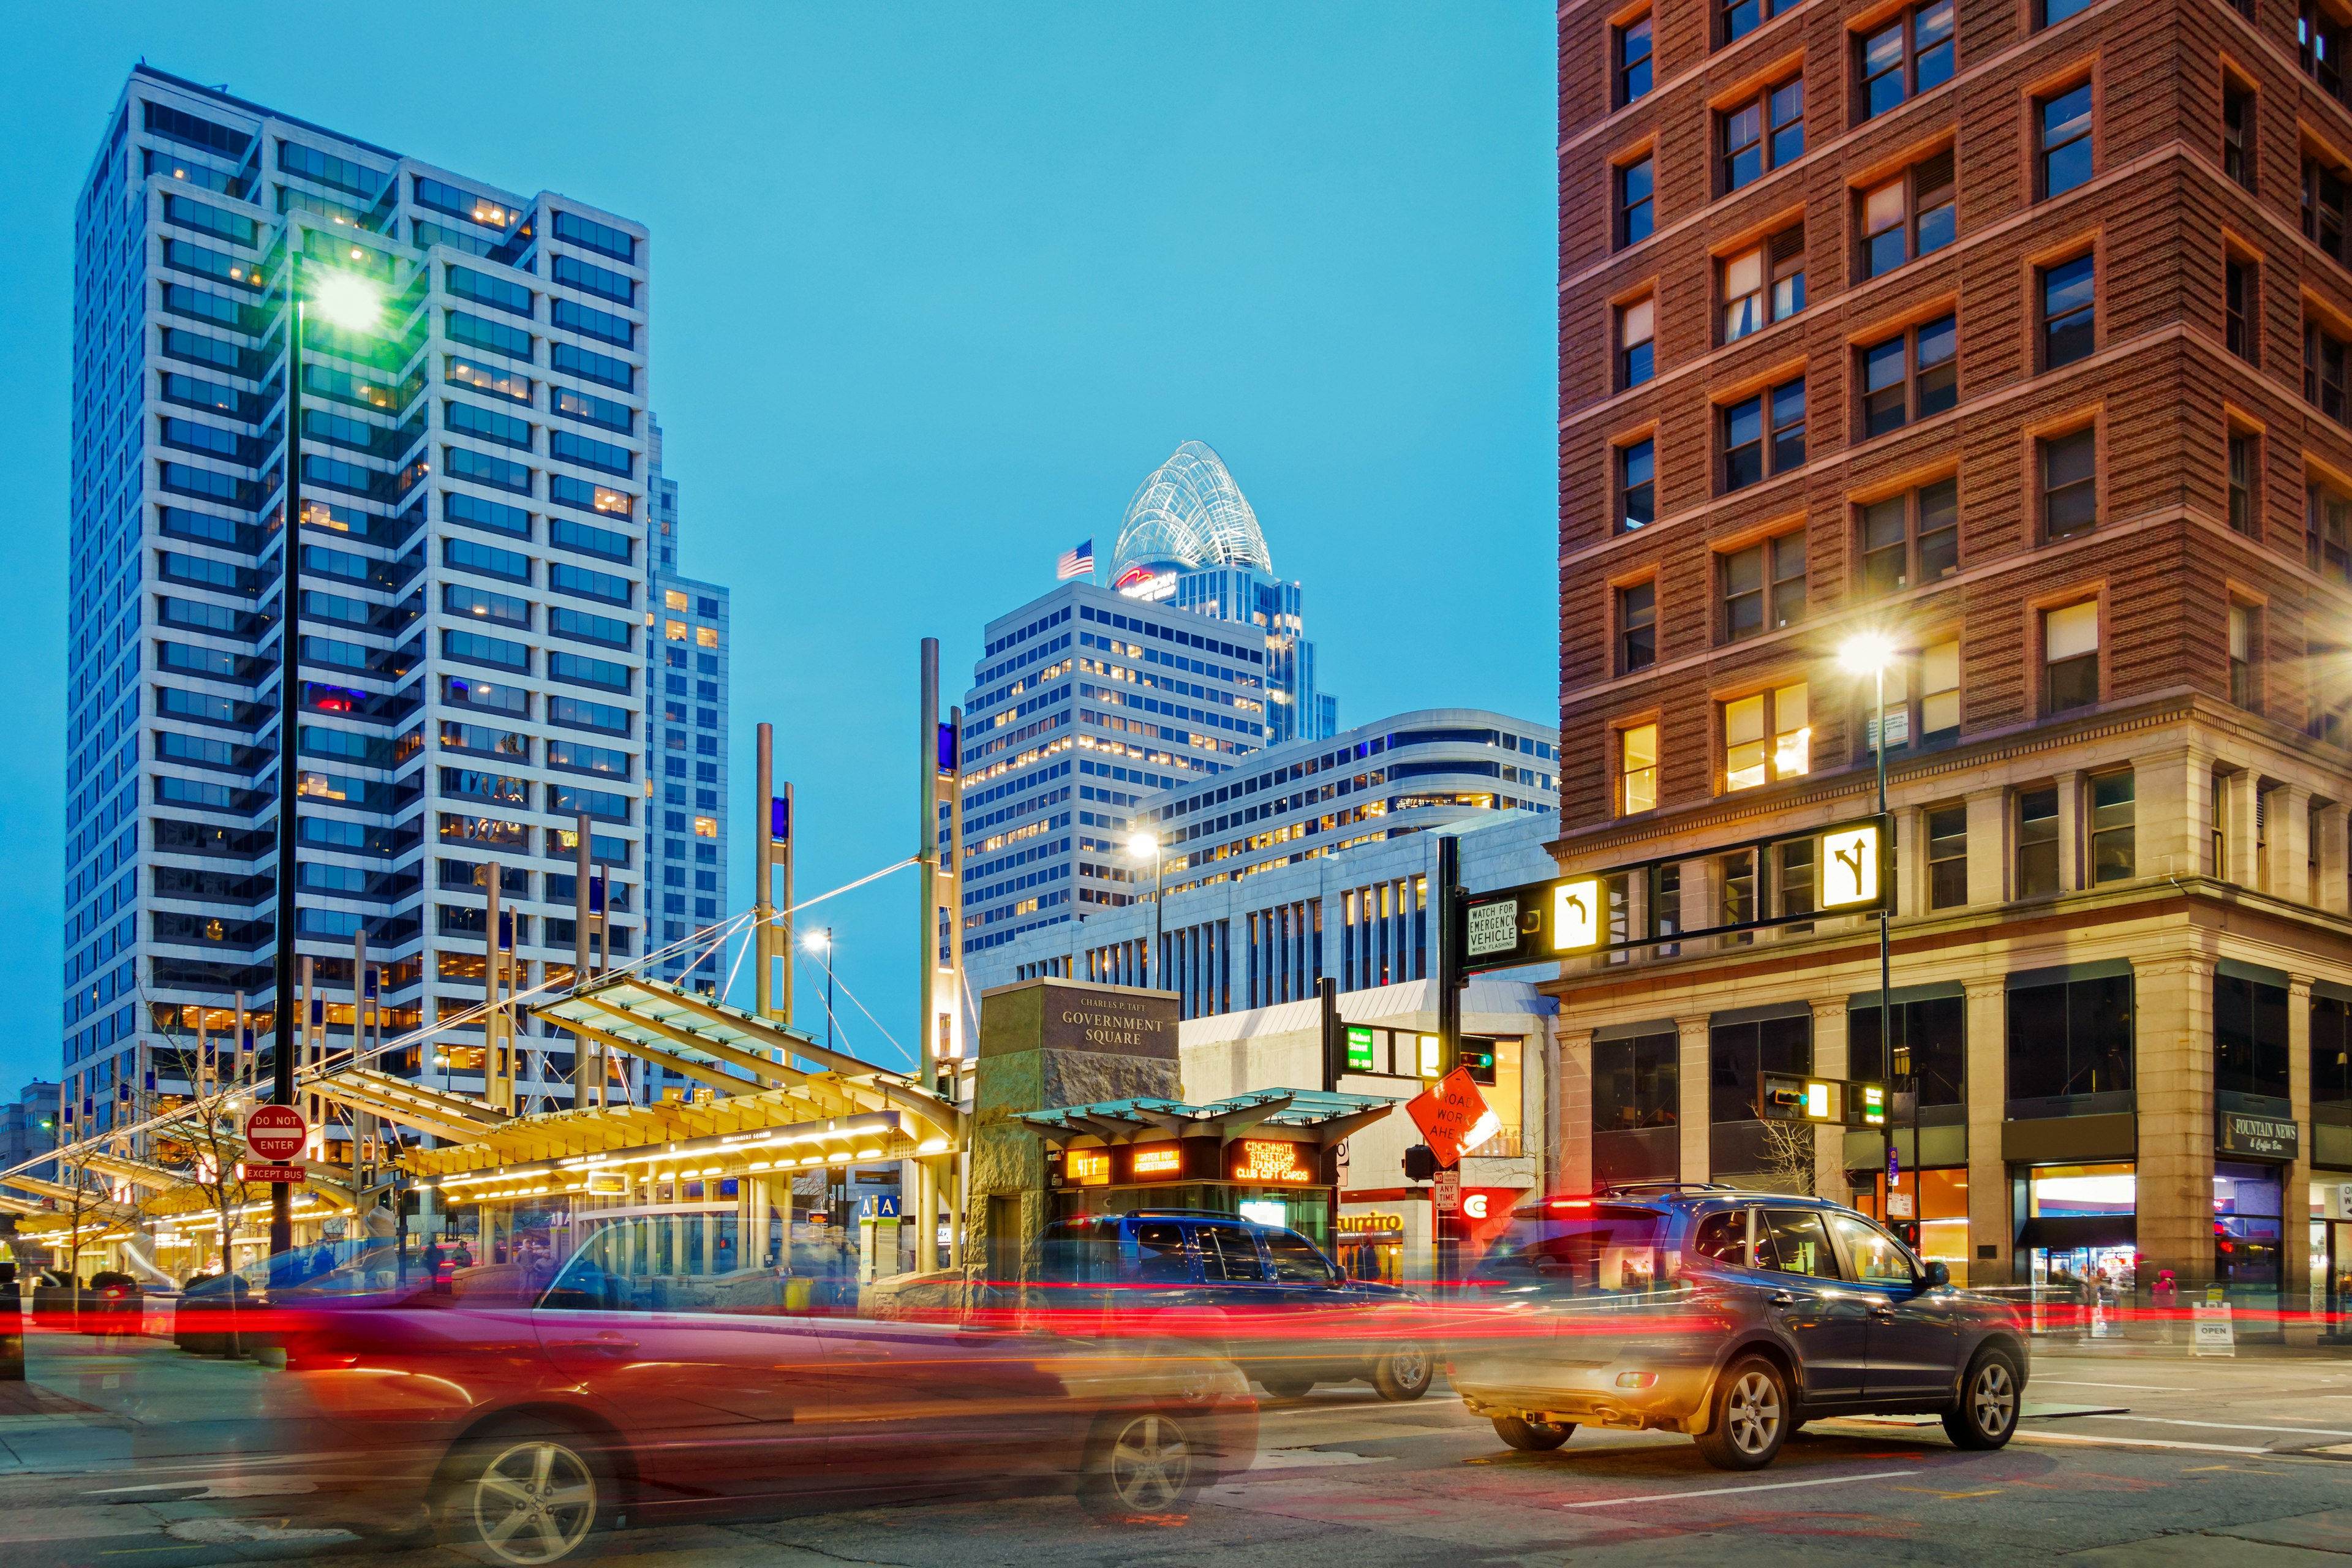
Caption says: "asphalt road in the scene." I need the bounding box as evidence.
[3,1338,2350,1566]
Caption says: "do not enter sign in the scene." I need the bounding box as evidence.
[244,1104,309,1163]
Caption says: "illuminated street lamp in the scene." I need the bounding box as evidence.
[1126,832,1165,989]
[270,254,386,1260]
[1839,631,1904,1229]
[802,928,835,1050]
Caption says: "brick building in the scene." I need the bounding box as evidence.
[1550,0,2352,1313]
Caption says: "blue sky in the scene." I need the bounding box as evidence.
[0,2,1555,1091]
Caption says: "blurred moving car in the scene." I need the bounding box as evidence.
[202,1222,1258,1563]
[1028,1210,1435,1400]
[1447,1185,2029,1469]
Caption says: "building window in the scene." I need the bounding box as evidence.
[2312,478,2352,582]
[1722,226,1806,342]
[1722,78,1804,193]
[1851,997,1964,1106]
[2089,769,2135,881]
[1617,154,1655,248]
[2223,81,2256,190]
[1618,437,1656,531]
[1858,0,1956,121]
[2306,156,2349,266]
[1619,723,1659,814]
[2042,426,2098,537]
[2229,602,2258,708]
[1618,581,1657,673]
[1722,532,1806,640]
[2317,994,2352,1111]
[1927,803,1968,908]
[2302,0,2347,99]
[2042,254,2095,368]
[1856,477,1961,598]
[2310,638,2350,742]
[1724,680,1809,790]
[2016,785,2062,896]
[2228,431,2258,535]
[1619,296,1656,388]
[1722,377,1805,489]
[1593,1032,1678,1133]
[1708,1016,1811,1118]
[2007,973,2133,1099]
[2215,973,2291,1099]
[1721,0,1788,45]
[1859,314,1958,438]
[2222,257,2255,363]
[1617,13,1654,104]
[1859,148,1956,279]
[2045,600,2101,712]
[2306,318,2351,422]
[2039,82,2095,198]
[1919,639,1961,741]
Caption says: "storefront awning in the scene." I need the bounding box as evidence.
[1019,1088,1399,1148]
[2019,1215,2137,1251]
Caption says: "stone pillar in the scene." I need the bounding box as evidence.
[1558,1025,1594,1197]
[1966,790,2007,907]
[2289,976,2316,1312]
[2135,955,2217,1289]
[1894,805,1924,921]
[1965,979,2010,1285]
[2052,769,2084,892]
[2133,744,2206,885]
[1677,1014,1712,1184]
[2225,771,2260,888]
[1681,858,1719,954]
[2267,785,2313,905]
[1811,998,1849,1198]
[2316,804,2350,915]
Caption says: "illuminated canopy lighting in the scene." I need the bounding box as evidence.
[310,270,385,333]
[1838,631,1899,675]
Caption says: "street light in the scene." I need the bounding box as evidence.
[1126,832,1164,989]
[268,251,388,1261]
[1839,631,1904,1232]
[434,1050,451,1095]
[802,927,835,1050]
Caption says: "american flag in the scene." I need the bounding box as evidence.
[1056,538,1095,581]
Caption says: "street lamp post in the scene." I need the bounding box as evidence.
[803,929,835,1050]
[1126,833,1164,988]
[269,252,384,1259]
[1840,633,1902,1227]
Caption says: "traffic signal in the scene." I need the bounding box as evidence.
[1403,1145,1439,1182]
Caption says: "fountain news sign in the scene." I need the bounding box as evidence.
[1458,813,1891,973]
[2218,1110,2298,1159]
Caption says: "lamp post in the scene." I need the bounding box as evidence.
[269,250,385,1259]
[1126,832,1164,988]
[434,1049,451,1096]
[803,928,835,1050]
[1839,633,1903,1229]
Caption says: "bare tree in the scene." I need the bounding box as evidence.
[1756,1120,1818,1197]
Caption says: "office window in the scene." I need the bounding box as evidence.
[1592,1032,1678,1131]
[1619,723,1659,814]
[1859,314,1958,438]
[2045,600,2101,712]
[2312,479,2352,582]
[1722,78,1804,193]
[1724,681,1810,790]
[1619,437,1656,532]
[1858,0,1956,121]
[2089,769,2135,881]
[2307,157,2350,266]
[2223,81,2256,190]
[2042,427,2098,537]
[1722,0,1788,45]
[2303,0,2347,99]
[1722,227,1806,342]
[1722,377,1805,489]
[2040,82,2095,198]
[1859,148,1956,279]
[1618,155,1656,248]
[2041,0,2095,24]
[1619,296,1656,387]
[1618,581,1657,673]
[1856,476,1960,597]
[2016,785,2061,896]
[1708,1016,1811,1120]
[2007,974,2133,1099]
[2225,258,2255,363]
[2043,255,2095,368]
[1723,532,1806,640]
[2230,602,2258,708]
[2306,318,2351,422]
[2317,995,2352,1109]
[1618,13,1655,105]
[1927,804,1969,908]
[2215,973,2291,1099]
[1719,848,1757,941]
[1920,639,1961,741]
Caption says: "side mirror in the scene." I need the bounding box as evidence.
[1920,1261,1950,1290]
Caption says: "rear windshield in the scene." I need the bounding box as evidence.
[1473,1205,1668,1296]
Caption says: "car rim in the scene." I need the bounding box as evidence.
[1390,1348,1430,1387]
[1725,1371,1781,1456]
[1109,1414,1192,1510]
[1972,1364,2015,1437]
[468,1439,598,1566]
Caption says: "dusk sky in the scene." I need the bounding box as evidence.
[0,2,1555,1090]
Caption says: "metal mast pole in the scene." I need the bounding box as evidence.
[780,781,795,1028]
[1435,832,1463,1294]
[1875,663,1903,1232]
[755,723,775,1021]
[573,814,594,1105]
[918,640,940,1080]
[269,266,306,1261]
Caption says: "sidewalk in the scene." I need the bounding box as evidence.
[0,1329,292,1477]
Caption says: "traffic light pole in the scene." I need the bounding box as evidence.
[1434,832,1463,1294]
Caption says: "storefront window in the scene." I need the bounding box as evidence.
[2022,1162,2136,1317]
[1863,1166,1971,1284]
[2214,1161,2284,1290]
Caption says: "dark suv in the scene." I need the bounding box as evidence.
[1448,1186,2028,1469]
[1033,1211,1436,1400]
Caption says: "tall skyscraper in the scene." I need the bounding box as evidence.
[959,441,1329,958]
[641,417,731,1000]
[63,67,656,1132]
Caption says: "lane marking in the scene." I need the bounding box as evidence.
[2078,1416,2352,1439]
[1565,1468,1918,1507]
[1894,1485,2003,1499]
[2031,1379,2192,1393]
[2011,1431,2269,1455]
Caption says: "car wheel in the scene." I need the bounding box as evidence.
[1258,1374,1317,1398]
[1078,1408,1203,1521]
[1693,1357,1789,1471]
[1492,1415,1574,1452]
[1371,1344,1433,1402]
[435,1423,612,1565]
[1942,1348,2021,1450]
